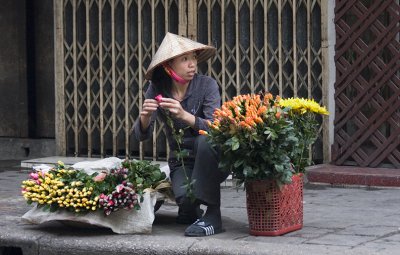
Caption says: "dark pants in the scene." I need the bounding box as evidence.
[169,135,230,206]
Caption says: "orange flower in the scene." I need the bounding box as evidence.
[254,116,263,124]
[257,105,267,115]
[198,130,208,136]
[245,117,256,127]
[239,121,252,129]
[211,124,219,130]
[265,93,273,100]
[275,111,281,119]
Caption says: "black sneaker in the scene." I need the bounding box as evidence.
[176,206,204,224]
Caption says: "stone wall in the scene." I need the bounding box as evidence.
[0,0,28,137]
[0,0,54,139]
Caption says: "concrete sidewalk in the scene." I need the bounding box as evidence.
[1,160,400,255]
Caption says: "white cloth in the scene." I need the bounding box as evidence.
[22,191,157,234]
[32,164,53,173]
[71,157,122,175]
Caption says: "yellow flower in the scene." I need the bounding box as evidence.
[279,98,329,115]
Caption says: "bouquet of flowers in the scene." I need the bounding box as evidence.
[201,93,328,187]
[203,93,298,186]
[279,97,329,173]
[21,159,168,216]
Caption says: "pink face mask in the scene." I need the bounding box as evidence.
[162,64,188,85]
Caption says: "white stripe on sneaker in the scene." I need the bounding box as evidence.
[200,225,214,236]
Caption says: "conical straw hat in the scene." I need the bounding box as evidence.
[145,32,216,80]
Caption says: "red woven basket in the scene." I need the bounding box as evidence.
[245,174,303,236]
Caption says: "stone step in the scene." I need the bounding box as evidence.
[307,164,400,187]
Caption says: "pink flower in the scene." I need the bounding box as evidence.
[29,173,39,180]
[35,180,41,185]
[116,184,124,193]
[93,172,107,182]
[155,94,163,103]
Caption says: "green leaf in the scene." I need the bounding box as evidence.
[243,165,252,177]
[136,177,143,184]
[231,138,240,151]
[49,205,58,212]
[234,160,244,168]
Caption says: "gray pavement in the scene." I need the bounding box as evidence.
[1,160,400,255]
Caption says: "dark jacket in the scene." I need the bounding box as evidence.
[133,74,221,160]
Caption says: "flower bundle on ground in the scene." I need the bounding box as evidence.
[21,160,168,215]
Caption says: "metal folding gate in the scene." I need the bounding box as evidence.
[333,0,400,168]
[55,0,327,162]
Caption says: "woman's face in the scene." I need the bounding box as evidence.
[169,52,198,81]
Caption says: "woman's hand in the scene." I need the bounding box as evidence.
[141,99,159,118]
[159,97,185,119]
[140,99,159,130]
[156,97,196,128]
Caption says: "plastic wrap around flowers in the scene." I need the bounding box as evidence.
[21,160,168,216]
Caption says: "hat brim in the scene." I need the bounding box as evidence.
[145,46,216,81]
